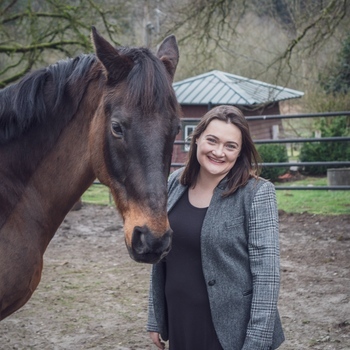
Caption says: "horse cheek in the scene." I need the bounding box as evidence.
[89,112,110,186]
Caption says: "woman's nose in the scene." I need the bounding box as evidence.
[212,144,224,156]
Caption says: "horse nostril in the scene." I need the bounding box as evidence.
[132,227,149,255]
[132,226,153,255]
[131,226,172,262]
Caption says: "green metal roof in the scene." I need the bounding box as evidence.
[173,70,304,105]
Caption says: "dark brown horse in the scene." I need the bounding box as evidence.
[0,27,181,321]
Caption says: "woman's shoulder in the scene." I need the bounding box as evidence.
[247,176,274,188]
[245,177,277,206]
[168,167,183,181]
[237,176,275,199]
[168,168,183,187]
[168,168,185,192]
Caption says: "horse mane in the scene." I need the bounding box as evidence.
[120,47,178,116]
[0,45,178,144]
[0,54,97,144]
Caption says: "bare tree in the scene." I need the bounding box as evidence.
[150,0,349,89]
[0,0,133,87]
[1,0,349,91]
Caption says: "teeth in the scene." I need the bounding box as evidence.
[209,157,223,163]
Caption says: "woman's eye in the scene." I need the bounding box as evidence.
[227,144,241,152]
[207,138,216,144]
[111,122,123,137]
[226,144,238,151]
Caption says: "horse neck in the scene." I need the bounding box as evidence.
[0,80,102,252]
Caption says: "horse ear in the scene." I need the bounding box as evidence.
[157,35,179,81]
[91,26,133,82]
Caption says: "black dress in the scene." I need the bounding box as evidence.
[165,189,223,350]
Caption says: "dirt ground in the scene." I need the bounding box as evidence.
[0,204,349,350]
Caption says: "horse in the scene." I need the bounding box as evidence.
[0,27,181,321]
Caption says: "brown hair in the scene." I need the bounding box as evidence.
[180,105,261,196]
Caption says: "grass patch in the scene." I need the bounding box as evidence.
[275,177,350,215]
[82,183,111,206]
[82,178,350,215]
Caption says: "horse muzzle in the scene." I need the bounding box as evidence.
[127,225,172,263]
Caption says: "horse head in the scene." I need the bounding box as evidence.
[89,28,181,264]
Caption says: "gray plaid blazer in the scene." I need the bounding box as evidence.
[148,168,285,350]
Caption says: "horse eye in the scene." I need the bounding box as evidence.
[173,124,181,137]
[111,122,123,138]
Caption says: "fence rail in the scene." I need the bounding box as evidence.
[171,161,350,168]
[274,186,350,190]
[174,136,350,145]
[172,111,350,190]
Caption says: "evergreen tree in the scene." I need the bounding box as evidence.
[321,33,350,94]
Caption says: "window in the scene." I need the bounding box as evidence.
[183,124,197,151]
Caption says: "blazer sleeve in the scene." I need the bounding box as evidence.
[147,266,160,332]
[242,181,281,350]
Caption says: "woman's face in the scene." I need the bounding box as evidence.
[196,119,242,179]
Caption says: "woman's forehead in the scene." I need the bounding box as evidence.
[203,119,241,139]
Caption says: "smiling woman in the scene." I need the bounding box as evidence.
[181,105,261,197]
[195,119,242,186]
[147,105,285,350]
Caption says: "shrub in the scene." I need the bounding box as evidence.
[299,116,350,175]
[257,144,289,182]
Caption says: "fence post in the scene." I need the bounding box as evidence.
[327,168,350,188]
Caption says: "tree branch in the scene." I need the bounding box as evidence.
[0,40,82,54]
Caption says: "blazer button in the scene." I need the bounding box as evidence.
[208,279,216,286]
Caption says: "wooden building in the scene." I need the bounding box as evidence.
[172,70,304,166]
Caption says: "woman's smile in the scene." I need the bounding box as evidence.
[207,155,225,166]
